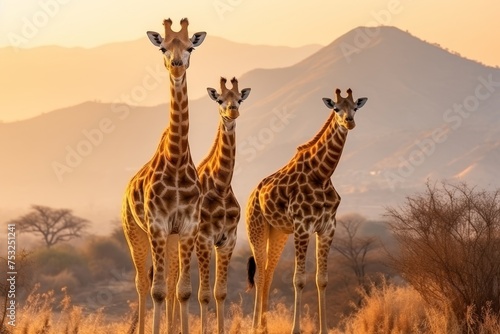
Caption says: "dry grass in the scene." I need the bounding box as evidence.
[4,283,500,334]
[2,285,321,334]
[332,281,500,334]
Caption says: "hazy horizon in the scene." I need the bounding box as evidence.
[1,1,498,65]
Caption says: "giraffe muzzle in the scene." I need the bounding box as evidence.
[226,108,240,119]
[170,59,183,67]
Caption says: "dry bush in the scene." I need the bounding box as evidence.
[81,236,132,281]
[386,181,500,324]
[31,246,92,287]
[334,281,461,334]
[38,270,80,293]
[333,280,500,334]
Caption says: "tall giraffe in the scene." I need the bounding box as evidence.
[196,77,251,334]
[121,18,206,334]
[246,88,368,334]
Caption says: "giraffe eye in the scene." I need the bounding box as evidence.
[217,100,223,105]
[238,99,243,104]
[354,108,358,112]
[159,47,167,53]
[187,47,195,53]
[333,107,340,112]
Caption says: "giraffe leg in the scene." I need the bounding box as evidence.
[214,233,237,334]
[316,227,335,334]
[196,229,214,334]
[122,210,149,334]
[148,224,168,334]
[247,201,269,333]
[291,226,311,334]
[261,227,288,329]
[166,234,180,333]
[177,222,197,334]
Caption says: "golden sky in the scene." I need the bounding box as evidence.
[1,0,499,67]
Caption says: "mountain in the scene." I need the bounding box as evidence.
[0,37,321,122]
[1,26,499,239]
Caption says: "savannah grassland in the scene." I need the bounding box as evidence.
[5,281,500,334]
[3,183,500,334]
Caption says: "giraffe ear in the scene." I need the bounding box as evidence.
[146,31,163,47]
[240,88,251,101]
[355,98,368,109]
[207,88,219,101]
[191,32,207,47]
[322,98,336,110]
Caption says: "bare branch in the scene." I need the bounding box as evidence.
[386,180,500,322]
[7,205,90,248]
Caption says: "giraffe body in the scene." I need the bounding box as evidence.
[122,18,206,334]
[196,77,250,334]
[246,89,367,334]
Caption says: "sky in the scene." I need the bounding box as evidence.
[1,0,499,67]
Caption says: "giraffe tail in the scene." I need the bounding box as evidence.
[246,256,256,291]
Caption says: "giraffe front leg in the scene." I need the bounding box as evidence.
[196,229,214,334]
[122,212,149,334]
[291,227,311,334]
[149,226,168,334]
[214,234,237,334]
[316,228,335,334]
[177,223,197,334]
[166,234,180,333]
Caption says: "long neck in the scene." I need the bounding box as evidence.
[304,113,348,179]
[199,120,237,191]
[162,73,190,165]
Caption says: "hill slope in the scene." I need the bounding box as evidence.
[0,36,321,122]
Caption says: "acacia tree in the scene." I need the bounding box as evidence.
[331,213,379,291]
[386,181,500,324]
[9,205,90,248]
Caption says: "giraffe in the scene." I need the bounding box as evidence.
[121,18,206,334]
[246,88,368,334]
[196,77,251,334]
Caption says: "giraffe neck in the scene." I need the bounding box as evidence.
[306,113,348,179]
[199,120,236,192]
[162,73,190,165]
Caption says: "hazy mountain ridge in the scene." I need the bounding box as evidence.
[0,36,321,122]
[2,26,499,237]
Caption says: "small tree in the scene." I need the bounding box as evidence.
[386,181,500,324]
[9,205,89,248]
[332,214,379,291]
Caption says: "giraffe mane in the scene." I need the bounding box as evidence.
[197,123,223,170]
[296,111,337,151]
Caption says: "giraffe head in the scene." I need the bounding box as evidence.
[322,88,367,130]
[207,77,251,130]
[146,18,206,79]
